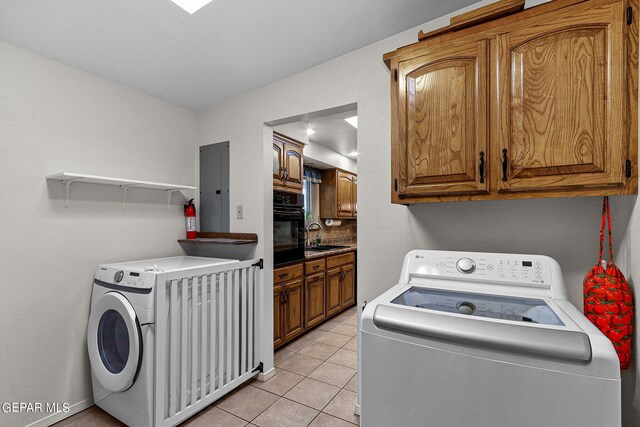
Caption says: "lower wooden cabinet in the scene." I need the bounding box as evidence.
[274,251,356,349]
[340,263,355,307]
[273,284,284,348]
[283,278,304,342]
[326,267,343,317]
[304,273,326,328]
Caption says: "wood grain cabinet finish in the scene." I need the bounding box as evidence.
[304,272,326,328]
[497,0,628,193]
[320,169,358,218]
[385,0,638,203]
[273,131,304,193]
[283,278,304,342]
[274,252,356,349]
[273,284,284,348]
[394,39,489,198]
[325,266,343,317]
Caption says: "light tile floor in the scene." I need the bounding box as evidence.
[55,307,359,427]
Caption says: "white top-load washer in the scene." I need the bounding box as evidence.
[88,256,238,427]
[360,250,620,427]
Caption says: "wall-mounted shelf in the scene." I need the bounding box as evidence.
[46,172,197,208]
[178,232,258,245]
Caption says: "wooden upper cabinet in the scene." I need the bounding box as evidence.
[496,0,628,193]
[385,0,638,203]
[273,131,304,193]
[321,169,357,218]
[273,140,284,182]
[393,39,489,199]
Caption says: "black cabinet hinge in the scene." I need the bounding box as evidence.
[394,69,398,81]
[627,6,633,25]
[626,160,632,178]
[253,259,264,269]
[394,178,398,191]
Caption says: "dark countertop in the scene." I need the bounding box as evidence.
[304,243,357,260]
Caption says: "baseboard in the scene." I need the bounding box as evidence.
[257,367,276,382]
[24,398,94,427]
[354,403,361,416]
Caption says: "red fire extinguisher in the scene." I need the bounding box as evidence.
[184,199,197,239]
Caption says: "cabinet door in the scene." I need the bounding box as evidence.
[340,264,355,308]
[496,0,627,193]
[283,279,304,342]
[336,171,354,217]
[273,140,284,186]
[352,176,357,216]
[283,142,304,192]
[393,39,489,198]
[326,267,342,317]
[273,285,284,348]
[304,273,326,328]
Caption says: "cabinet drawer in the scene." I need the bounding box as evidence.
[274,263,304,285]
[305,258,326,274]
[327,251,355,269]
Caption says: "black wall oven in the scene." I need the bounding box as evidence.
[273,190,305,266]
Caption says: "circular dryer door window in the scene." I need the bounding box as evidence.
[87,292,142,392]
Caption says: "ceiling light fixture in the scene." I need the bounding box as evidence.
[344,116,358,129]
[348,151,358,157]
[305,128,316,136]
[170,0,214,14]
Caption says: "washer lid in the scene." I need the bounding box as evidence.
[87,292,142,392]
[392,287,564,325]
[375,287,591,362]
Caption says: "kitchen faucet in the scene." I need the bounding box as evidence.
[305,222,323,247]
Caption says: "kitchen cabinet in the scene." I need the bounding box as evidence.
[282,278,304,342]
[274,263,304,348]
[326,252,356,315]
[273,132,304,193]
[384,0,638,203]
[304,272,326,328]
[274,251,356,349]
[320,169,357,218]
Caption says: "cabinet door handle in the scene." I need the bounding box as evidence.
[501,149,508,181]
[283,168,288,180]
[479,151,485,183]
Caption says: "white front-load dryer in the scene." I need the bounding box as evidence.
[88,266,156,427]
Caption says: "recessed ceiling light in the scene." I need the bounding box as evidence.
[344,116,358,129]
[305,128,316,136]
[348,151,358,157]
[170,0,213,14]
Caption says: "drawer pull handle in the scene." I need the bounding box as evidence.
[279,273,289,278]
[313,265,319,269]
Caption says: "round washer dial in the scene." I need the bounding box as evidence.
[456,258,476,274]
[114,270,124,283]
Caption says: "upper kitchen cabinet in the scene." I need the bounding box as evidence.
[320,168,357,219]
[384,0,638,203]
[273,131,304,193]
[392,38,490,199]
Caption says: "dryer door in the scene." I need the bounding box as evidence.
[87,292,142,392]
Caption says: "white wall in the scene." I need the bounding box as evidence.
[0,41,197,426]
[197,1,640,424]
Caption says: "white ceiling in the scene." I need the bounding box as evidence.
[0,0,477,111]
[308,110,358,157]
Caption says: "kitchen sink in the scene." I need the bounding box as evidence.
[306,245,349,252]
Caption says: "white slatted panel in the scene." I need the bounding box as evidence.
[156,261,262,427]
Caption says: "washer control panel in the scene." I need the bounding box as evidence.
[406,251,553,287]
[96,267,153,290]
